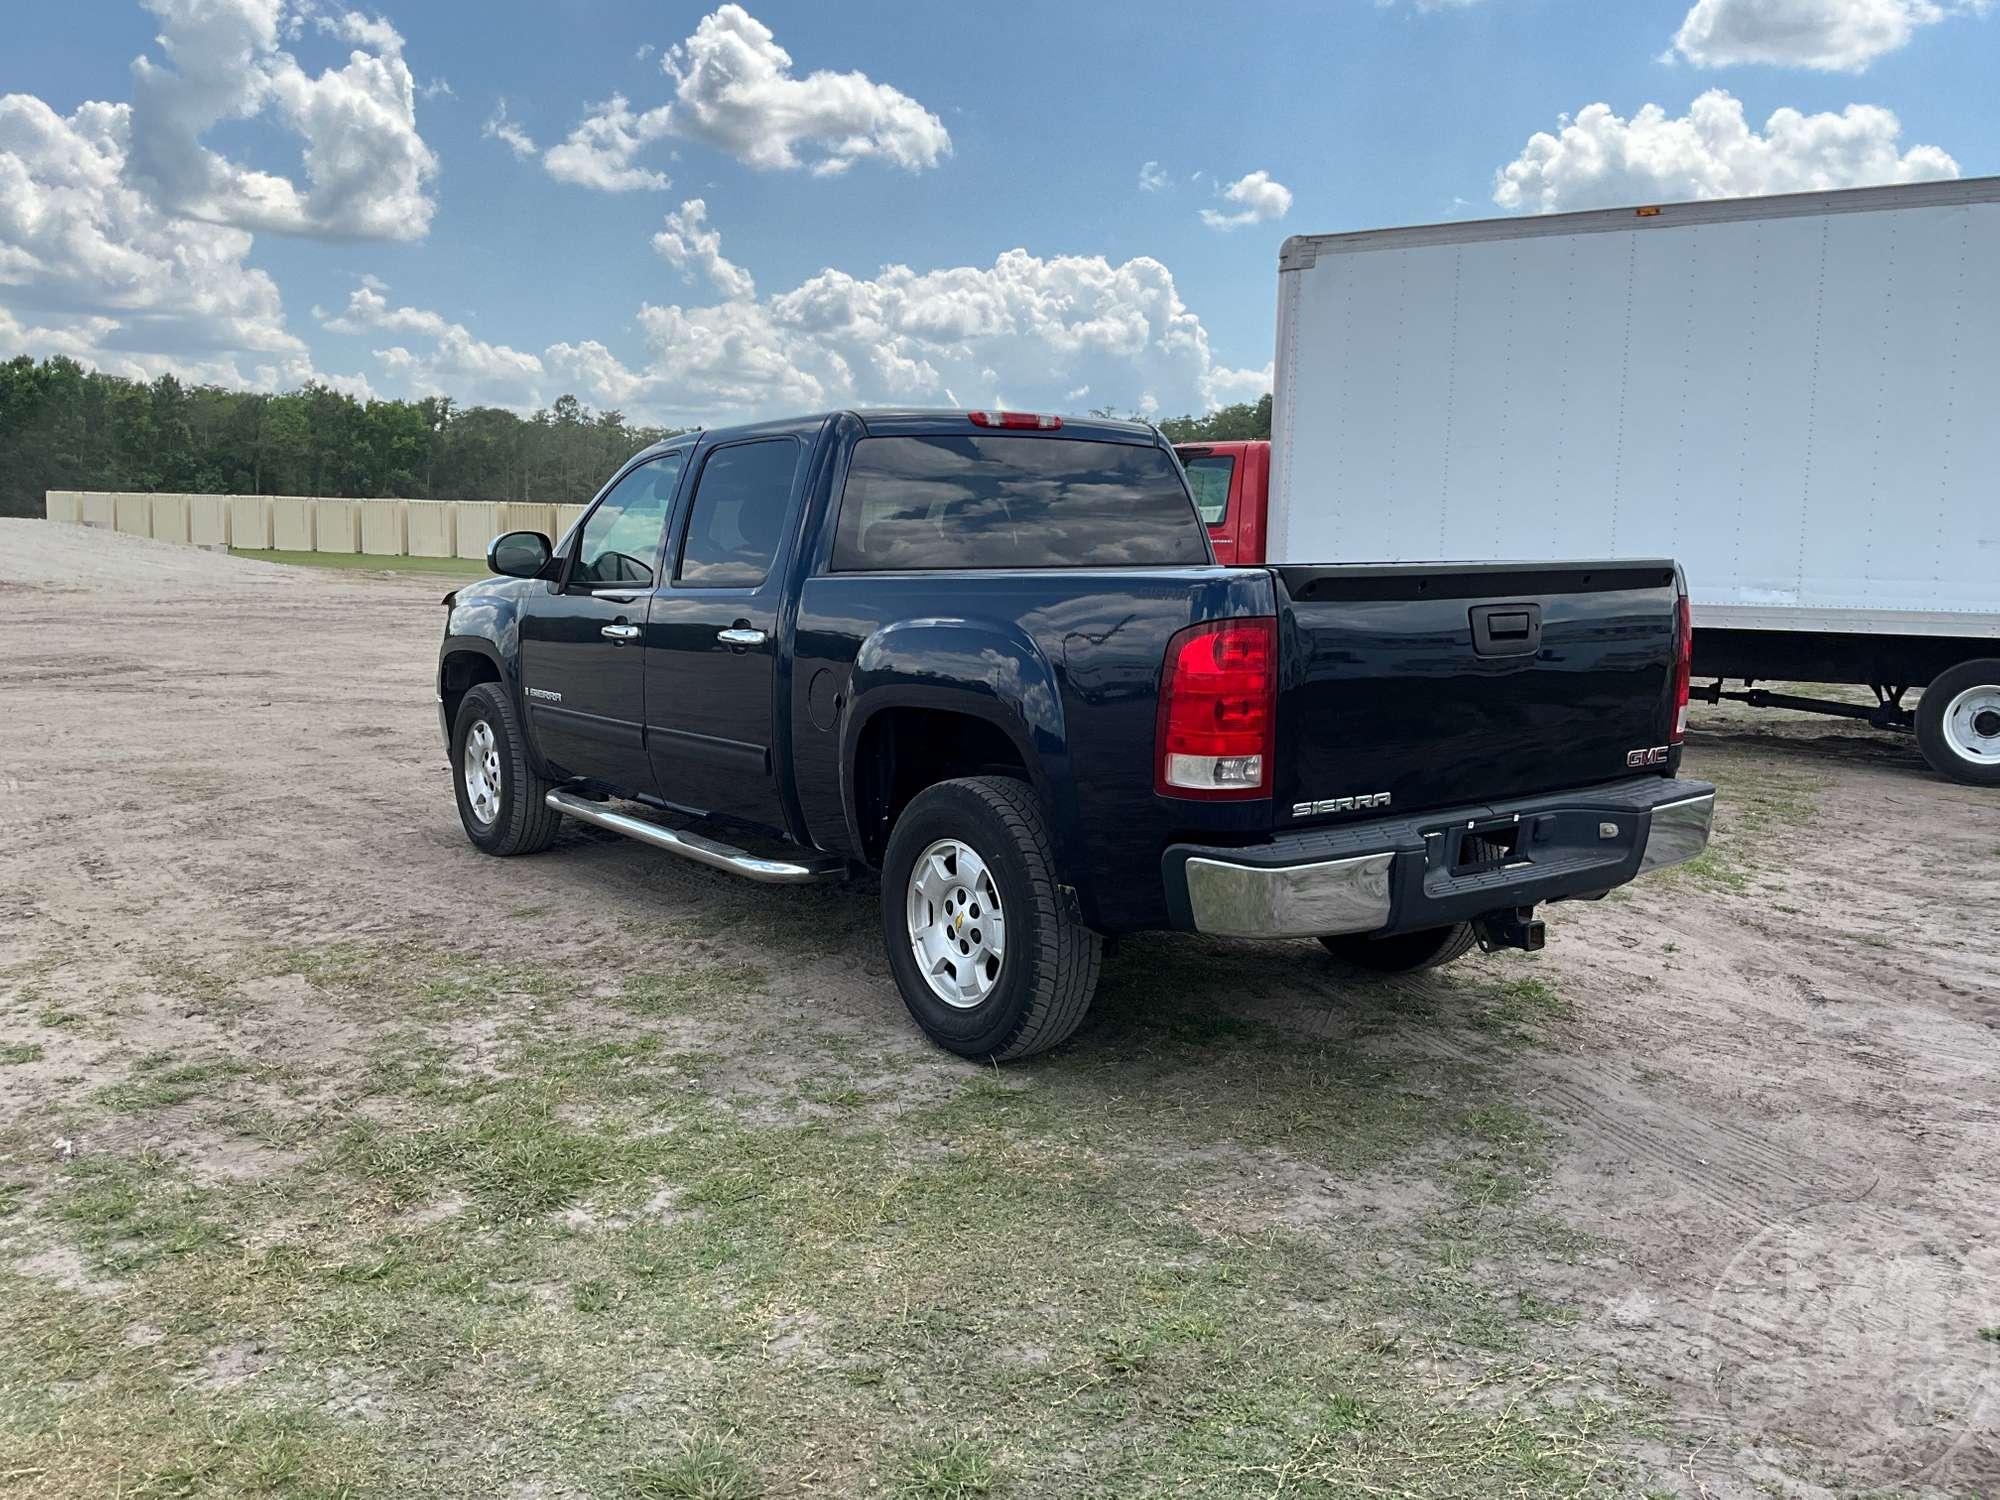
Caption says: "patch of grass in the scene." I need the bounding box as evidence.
[1663,761,1823,895]
[328,1083,631,1216]
[624,1436,763,1499]
[615,961,767,1017]
[1979,1327,2000,1343]
[233,546,493,578]
[889,1438,1000,1499]
[0,1041,44,1065]
[96,1054,252,1111]
[1472,973,1575,1042]
[54,1153,231,1271]
[3,932,1664,1496]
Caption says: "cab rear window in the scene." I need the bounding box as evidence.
[831,434,1209,572]
[1180,453,1235,526]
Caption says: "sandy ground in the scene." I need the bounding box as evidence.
[2,519,1996,1495]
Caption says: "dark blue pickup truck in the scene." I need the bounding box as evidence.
[438,409,1713,1059]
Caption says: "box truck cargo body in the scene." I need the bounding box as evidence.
[1265,177,2000,784]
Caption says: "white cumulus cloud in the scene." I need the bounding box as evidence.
[531,4,949,192]
[663,4,950,176]
[652,198,755,301]
[317,280,543,407]
[1137,160,1170,192]
[543,204,1268,427]
[1492,89,1957,212]
[544,93,673,192]
[125,0,438,241]
[482,99,538,160]
[1670,0,1992,72]
[1200,169,1294,230]
[0,90,309,383]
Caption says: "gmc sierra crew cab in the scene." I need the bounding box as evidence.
[438,409,1714,1060]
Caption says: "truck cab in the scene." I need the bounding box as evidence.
[1175,439,1270,566]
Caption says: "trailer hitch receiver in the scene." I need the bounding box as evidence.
[1474,907,1546,954]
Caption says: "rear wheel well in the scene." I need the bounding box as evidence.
[440,650,502,731]
[854,708,1030,865]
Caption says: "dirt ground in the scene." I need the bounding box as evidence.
[1,519,1995,1498]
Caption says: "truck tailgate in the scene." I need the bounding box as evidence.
[1273,561,1680,821]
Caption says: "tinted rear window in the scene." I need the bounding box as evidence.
[831,434,1209,572]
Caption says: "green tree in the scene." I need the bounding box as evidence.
[0,357,686,517]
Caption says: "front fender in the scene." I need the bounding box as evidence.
[438,581,536,759]
[839,617,1087,898]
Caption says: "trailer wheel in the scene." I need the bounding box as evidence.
[1915,659,2000,787]
[1319,923,1477,973]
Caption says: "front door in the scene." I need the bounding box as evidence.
[644,436,806,829]
[519,450,686,791]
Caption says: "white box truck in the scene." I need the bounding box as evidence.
[1253,176,2000,785]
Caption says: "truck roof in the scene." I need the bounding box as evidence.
[635,409,1160,461]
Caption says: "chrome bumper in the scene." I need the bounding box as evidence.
[1184,852,1394,939]
[1637,791,1715,873]
[1175,779,1715,941]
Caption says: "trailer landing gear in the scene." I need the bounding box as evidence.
[1699,663,2000,787]
[1695,678,1915,730]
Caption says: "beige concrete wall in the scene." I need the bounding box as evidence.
[188,495,231,547]
[271,496,315,551]
[496,502,556,539]
[114,494,151,537]
[81,493,116,529]
[358,499,408,555]
[406,500,456,558]
[149,493,191,545]
[312,498,361,553]
[454,501,502,560]
[229,495,273,549]
[553,503,586,541]
[45,491,83,524]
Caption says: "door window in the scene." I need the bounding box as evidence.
[571,452,684,588]
[677,439,801,587]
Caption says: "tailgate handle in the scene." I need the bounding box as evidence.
[1470,603,1542,657]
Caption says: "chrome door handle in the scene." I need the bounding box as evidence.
[601,623,641,641]
[717,627,767,648]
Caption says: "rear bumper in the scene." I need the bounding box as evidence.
[1164,776,1714,940]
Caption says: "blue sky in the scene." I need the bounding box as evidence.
[3,0,1994,424]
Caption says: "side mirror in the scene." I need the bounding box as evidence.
[487,530,552,578]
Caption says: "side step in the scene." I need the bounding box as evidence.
[544,790,844,884]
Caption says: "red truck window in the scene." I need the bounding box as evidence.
[1180,454,1235,526]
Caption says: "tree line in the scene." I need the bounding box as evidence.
[2,355,1274,521]
[0,356,682,520]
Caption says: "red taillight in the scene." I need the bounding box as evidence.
[1670,593,1692,743]
[1156,618,1277,799]
[968,410,1062,430]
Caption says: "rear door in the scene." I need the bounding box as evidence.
[518,451,685,790]
[643,436,809,829]
[1272,560,1680,820]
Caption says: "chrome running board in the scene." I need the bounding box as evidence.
[544,790,843,884]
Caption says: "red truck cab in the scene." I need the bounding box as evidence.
[1175,439,1270,565]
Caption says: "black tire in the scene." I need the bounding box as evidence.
[1915,658,2000,787]
[880,776,1102,1061]
[1319,923,1478,974]
[452,682,563,856]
